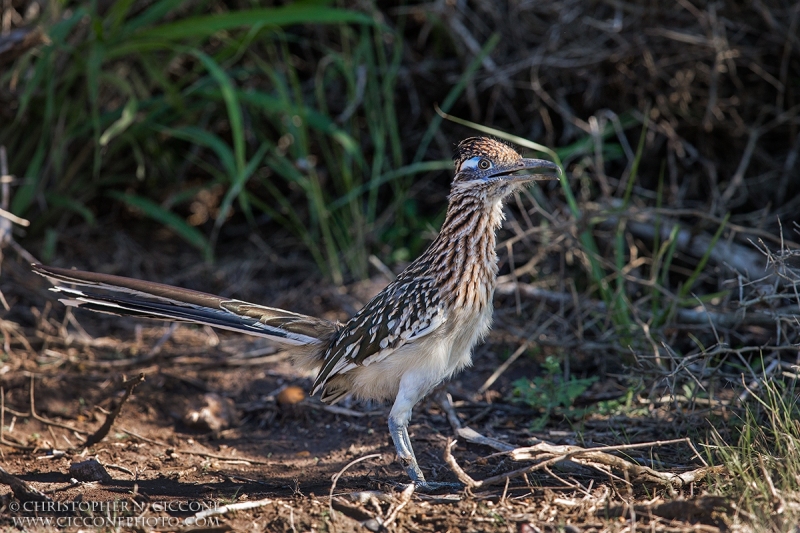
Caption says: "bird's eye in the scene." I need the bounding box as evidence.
[478,159,491,170]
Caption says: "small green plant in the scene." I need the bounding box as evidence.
[512,355,598,430]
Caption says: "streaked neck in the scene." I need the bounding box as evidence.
[424,193,505,306]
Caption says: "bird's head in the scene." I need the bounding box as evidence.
[451,137,561,202]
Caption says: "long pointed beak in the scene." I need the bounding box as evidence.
[517,158,562,180]
[493,158,562,182]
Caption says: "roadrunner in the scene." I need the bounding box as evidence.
[33,137,560,487]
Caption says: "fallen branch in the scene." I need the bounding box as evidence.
[330,498,382,531]
[609,215,770,283]
[436,391,463,433]
[603,495,732,522]
[0,465,52,503]
[444,433,723,489]
[456,426,515,452]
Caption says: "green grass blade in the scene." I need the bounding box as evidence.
[16,8,87,118]
[651,162,666,320]
[86,41,105,177]
[44,193,96,224]
[100,97,138,146]
[677,212,731,301]
[622,115,649,206]
[108,191,211,260]
[660,225,680,291]
[120,0,186,36]
[190,49,245,175]
[328,160,451,211]
[132,6,374,42]
[412,33,500,163]
[613,219,631,327]
[105,0,138,33]
[227,88,362,161]
[157,126,236,178]
[12,141,46,214]
[212,142,270,239]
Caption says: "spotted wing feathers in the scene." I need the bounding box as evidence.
[312,277,446,395]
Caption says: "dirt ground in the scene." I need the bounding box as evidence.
[0,230,734,533]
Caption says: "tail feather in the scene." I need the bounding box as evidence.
[32,264,338,346]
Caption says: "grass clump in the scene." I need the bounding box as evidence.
[1,1,454,280]
[710,377,800,530]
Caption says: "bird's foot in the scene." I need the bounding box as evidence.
[389,479,463,493]
[413,480,463,492]
[403,465,462,492]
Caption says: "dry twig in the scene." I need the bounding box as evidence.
[83,373,145,447]
[185,496,274,525]
[329,453,383,525]
[445,431,722,489]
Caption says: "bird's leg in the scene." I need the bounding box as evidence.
[388,376,463,491]
[387,415,463,491]
[388,415,426,483]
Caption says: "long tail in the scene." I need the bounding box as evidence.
[32,264,338,347]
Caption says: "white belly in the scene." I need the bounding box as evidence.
[345,301,493,405]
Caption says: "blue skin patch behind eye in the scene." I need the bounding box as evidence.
[459,156,491,172]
